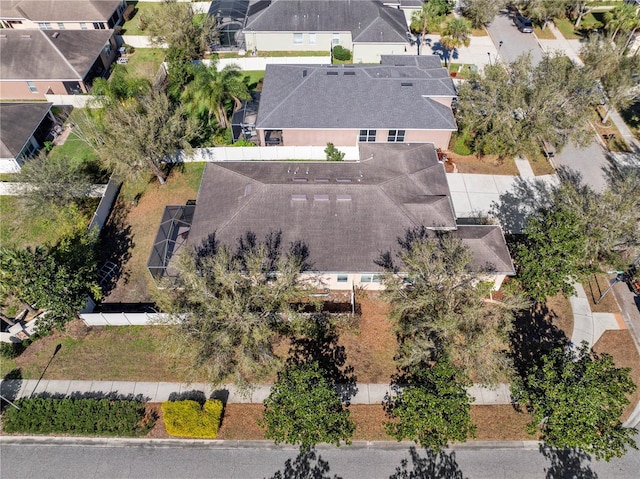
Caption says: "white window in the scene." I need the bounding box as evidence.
[103,43,112,56]
[333,33,340,45]
[39,22,52,30]
[57,22,65,29]
[360,274,382,283]
[387,130,406,142]
[27,81,38,93]
[308,33,316,45]
[80,22,88,30]
[358,129,376,142]
[337,274,348,283]
[293,33,303,45]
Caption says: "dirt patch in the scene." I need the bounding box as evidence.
[593,330,640,422]
[339,292,396,384]
[145,403,169,438]
[584,274,622,314]
[351,404,394,441]
[217,404,266,440]
[471,405,538,441]
[546,294,574,340]
[445,152,519,176]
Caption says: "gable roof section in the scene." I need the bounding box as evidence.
[0,29,113,80]
[245,0,408,43]
[0,102,52,159]
[455,225,515,274]
[0,0,121,22]
[188,143,513,275]
[256,59,456,130]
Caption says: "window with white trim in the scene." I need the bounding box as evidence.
[57,22,65,29]
[360,274,382,283]
[39,22,52,30]
[387,130,405,142]
[80,22,88,30]
[358,129,376,142]
[332,33,340,45]
[293,33,303,44]
[308,33,316,45]
[27,81,38,93]
[337,274,348,283]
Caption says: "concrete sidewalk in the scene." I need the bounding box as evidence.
[0,380,512,405]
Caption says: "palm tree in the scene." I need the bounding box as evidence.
[181,63,250,131]
[440,17,472,67]
[604,3,639,42]
[410,2,446,55]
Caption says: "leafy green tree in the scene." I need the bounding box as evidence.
[78,89,196,185]
[581,36,640,122]
[440,17,472,66]
[604,3,640,42]
[262,360,355,449]
[410,1,453,54]
[520,0,570,29]
[157,232,311,387]
[17,152,94,213]
[0,230,101,331]
[91,65,151,104]
[511,343,638,462]
[516,201,589,301]
[460,0,507,28]
[380,229,524,384]
[456,52,600,158]
[324,143,345,162]
[384,358,477,450]
[181,62,250,132]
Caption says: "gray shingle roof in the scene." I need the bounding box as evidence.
[0,0,121,22]
[245,0,408,43]
[256,59,457,130]
[188,143,514,275]
[0,102,52,159]
[0,29,113,80]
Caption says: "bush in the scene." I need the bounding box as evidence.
[161,399,223,438]
[122,43,135,54]
[0,341,26,359]
[332,45,351,61]
[2,398,152,436]
[324,142,345,161]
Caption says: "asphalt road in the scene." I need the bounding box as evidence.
[2,439,640,479]
[485,9,542,66]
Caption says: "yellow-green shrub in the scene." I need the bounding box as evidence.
[161,399,223,438]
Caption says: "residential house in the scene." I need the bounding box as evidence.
[0,29,117,100]
[250,55,456,149]
[0,102,55,172]
[243,0,410,63]
[149,143,514,290]
[0,0,126,30]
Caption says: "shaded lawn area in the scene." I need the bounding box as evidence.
[554,18,581,39]
[120,48,166,82]
[0,196,98,250]
[121,1,160,36]
[585,274,622,314]
[102,163,205,304]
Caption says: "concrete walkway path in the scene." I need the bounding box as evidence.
[0,380,512,405]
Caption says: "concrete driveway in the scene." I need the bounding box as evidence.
[485,8,542,65]
[552,139,611,192]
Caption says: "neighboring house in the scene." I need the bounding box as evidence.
[250,55,456,149]
[0,102,54,172]
[0,28,117,100]
[0,0,125,30]
[149,143,514,290]
[243,0,410,63]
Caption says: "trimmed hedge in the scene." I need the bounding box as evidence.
[332,45,351,61]
[161,399,223,438]
[2,398,152,436]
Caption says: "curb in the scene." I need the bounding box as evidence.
[0,435,543,451]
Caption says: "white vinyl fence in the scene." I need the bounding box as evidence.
[80,312,169,326]
[177,146,360,162]
[89,177,121,232]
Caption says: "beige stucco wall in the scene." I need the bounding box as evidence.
[0,80,83,100]
[261,128,453,150]
[246,31,351,52]
[352,42,408,64]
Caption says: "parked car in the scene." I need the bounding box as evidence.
[514,13,534,33]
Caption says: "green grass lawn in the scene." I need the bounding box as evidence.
[554,18,581,39]
[240,70,265,89]
[120,1,160,36]
[121,48,166,81]
[534,26,556,39]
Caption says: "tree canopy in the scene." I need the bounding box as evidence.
[0,230,101,331]
[157,231,311,387]
[456,52,601,158]
[440,17,472,66]
[384,358,477,450]
[380,229,524,385]
[511,343,638,462]
[460,0,507,28]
